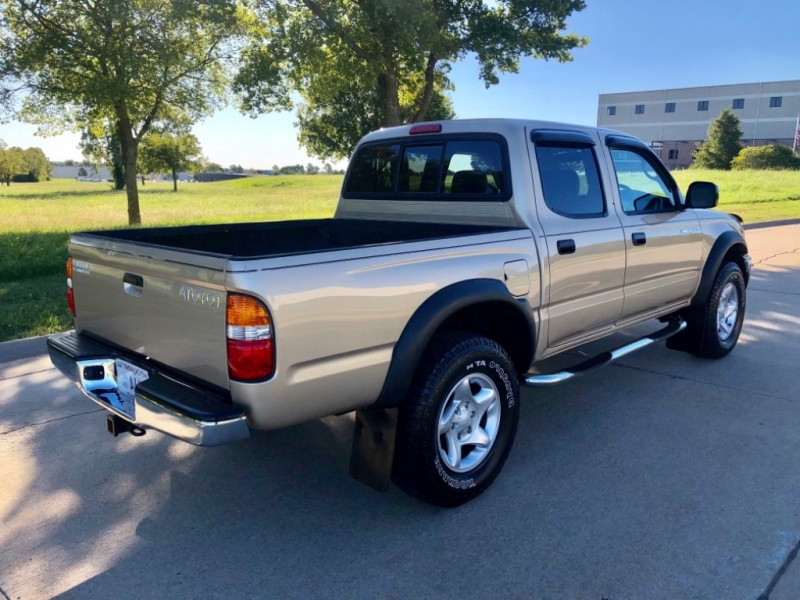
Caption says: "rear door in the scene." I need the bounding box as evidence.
[601,136,703,319]
[69,234,231,389]
[529,130,626,348]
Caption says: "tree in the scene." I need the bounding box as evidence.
[78,166,88,177]
[692,109,743,170]
[0,0,246,224]
[0,140,24,185]
[80,122,126,190]
[306,163,320,174]
[21,147,51,181]
[323,163,333,174]
[139,131,204,191]
[732,144,800,171]
[234,0,587,159]
[204,162,224,173]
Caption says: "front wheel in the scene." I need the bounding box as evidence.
[670,262,746,359]
[392,332,520,507]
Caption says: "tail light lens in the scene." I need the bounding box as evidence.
[226,293,274,381]
[66,258,76,317]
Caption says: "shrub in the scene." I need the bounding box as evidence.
[731,145,800,170]
[692,109,743,170]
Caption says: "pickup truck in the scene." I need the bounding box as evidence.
[48,119,751,506]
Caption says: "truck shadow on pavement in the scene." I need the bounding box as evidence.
[2,265,799,600]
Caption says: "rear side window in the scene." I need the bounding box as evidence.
[535,145,606,218]
[343,135,510,200]
[345,144,400,194]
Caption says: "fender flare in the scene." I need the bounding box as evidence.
[690,230,749,307]
[372,278,536,408]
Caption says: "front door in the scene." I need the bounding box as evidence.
[529,130,626,348]
[602,142,704,320]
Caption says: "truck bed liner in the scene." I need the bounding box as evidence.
[81,218,520,259]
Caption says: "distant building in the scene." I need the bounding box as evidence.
[597,80,800,169]
[52,165,111,180]
[194,172,250,182]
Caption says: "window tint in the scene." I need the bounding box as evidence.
[536,145,605,217]
[698,101,709,111]
[443,141,505,195]
[770,96,782,108]
[607,106,617,116]
[610,148,676,213]
[635,104,645,115]
[665,102,676,113]
[399,145,443,193]
[733,98,745,109]
[344,144,399,194]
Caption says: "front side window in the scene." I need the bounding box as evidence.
[344,144,400,194]
[609,148,677,213]
[535,145,605,218]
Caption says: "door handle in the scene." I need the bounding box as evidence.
[632,232,647,246]
[557,239,576,255]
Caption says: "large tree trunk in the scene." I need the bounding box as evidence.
[116,117,141,225]
[379,62,402,127]
[172,169,177,192]
[412,53,438,123]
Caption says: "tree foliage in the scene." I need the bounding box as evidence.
[731,144,800,171]
[234,0,587,160]
[80,121,126,190]
[692,109,743,170]
[0,0,246,223]
[0,140,51,184]
[139,131,204,191]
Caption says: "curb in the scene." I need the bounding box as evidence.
[744,218,800,231]
[0,334,51,364]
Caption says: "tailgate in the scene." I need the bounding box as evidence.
[69,233,230,389]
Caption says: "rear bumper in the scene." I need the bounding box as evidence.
[47,332,250,447]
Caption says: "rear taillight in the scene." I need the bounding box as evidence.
[66,258,76,317]
[226,293,274,381]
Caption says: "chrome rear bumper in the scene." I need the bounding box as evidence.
[48,332,250,447]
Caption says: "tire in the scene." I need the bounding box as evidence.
[392,331,520,507]
[670,262,746,359]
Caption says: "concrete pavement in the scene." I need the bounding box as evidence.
[1,223,799,600]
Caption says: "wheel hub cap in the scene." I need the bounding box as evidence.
[437,373,501,473]
[717,282,739,341]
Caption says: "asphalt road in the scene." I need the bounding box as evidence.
[1,223,799,600]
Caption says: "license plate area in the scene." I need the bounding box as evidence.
[76,357,149,421]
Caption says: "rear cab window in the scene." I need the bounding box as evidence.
[344,134,511,201]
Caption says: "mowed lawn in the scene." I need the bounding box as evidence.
[0,169,798,341]
[0,176,342,341]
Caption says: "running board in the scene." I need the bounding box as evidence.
[522,320,687,387]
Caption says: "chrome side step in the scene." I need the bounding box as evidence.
[522,320,687,387]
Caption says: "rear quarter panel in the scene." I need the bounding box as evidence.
[226,232,539,429]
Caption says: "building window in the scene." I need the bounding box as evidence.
[770,96,782,108]
[668,149,679,160]
[607,106,616,116]
[732,98,745,109]
[665,102,676,113]
[698,101,709,111]
[635,104,645,115]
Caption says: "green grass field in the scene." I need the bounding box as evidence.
[0,170,798,341]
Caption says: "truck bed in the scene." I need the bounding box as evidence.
[83,218,518,259]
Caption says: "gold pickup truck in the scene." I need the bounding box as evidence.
[48,119,751,506]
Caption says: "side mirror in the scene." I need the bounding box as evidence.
[686,181,719,209]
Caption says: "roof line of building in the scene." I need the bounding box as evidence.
[598,79,800,98]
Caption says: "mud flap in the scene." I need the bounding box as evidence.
[665,307,705,353]
[349,407,398,492]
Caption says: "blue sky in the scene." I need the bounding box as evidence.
[2,0,798,168]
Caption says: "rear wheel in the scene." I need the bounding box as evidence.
[392,332,519,507]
